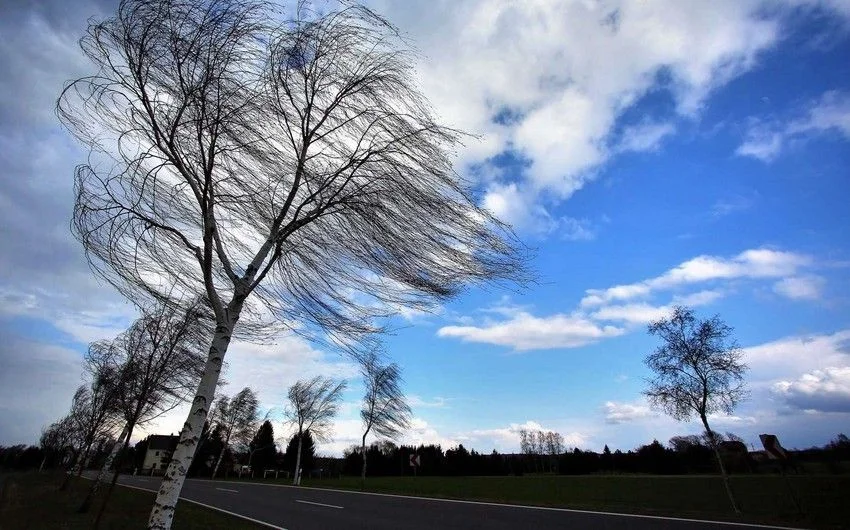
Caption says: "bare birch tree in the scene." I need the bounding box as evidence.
[644,306,748,514]
[79,302,206,523]
[359,351,410,482]
[284,376,346,485]
[39,416,77,472]
[210,387,259,479]
[58,1,525,526]
[60,362,121,491]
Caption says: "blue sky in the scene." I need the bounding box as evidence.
[1,0,849,456]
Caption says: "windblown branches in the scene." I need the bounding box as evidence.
[58,0,527,349]
[213,387,259,450]
[285,376,346,443]
[644,306,749,422]
[92,301,207,428]
[360,350,410,441]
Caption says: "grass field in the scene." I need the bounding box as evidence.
[296,474,850,529]
[0,472,266,530]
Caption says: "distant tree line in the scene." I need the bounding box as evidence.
[330,433,850,478]
[7,431,850,477]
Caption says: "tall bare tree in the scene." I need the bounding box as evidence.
[58,1,525,526]
[210,387,259,479]
[643,306,748,514]
[284,376,346,485]
[79,302,206,523]
[359,351,410,482]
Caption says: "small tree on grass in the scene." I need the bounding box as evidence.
[39,416,78,472]
[359,351,410,482]
[60,363,121,491]
[643,306,748,514]
[211,387,259,479]
[285,376,346,485]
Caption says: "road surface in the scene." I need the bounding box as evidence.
[104,474,796,530]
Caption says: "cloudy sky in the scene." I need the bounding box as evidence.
[1,0,849,456]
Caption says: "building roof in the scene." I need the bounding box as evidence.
[147,435,179,451]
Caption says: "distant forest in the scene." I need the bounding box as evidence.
[3,429,849,477]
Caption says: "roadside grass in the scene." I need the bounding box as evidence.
[0,472,267,530]
[291,474,850,529]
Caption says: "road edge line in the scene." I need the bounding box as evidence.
[103,479,288,530]
[190,478,803,530]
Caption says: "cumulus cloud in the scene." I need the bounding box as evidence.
[737,90,850,161]
[439,248,822,351]
[369,0,791,234]
[581,248,812,307]
[604,401,655,424]
[744,329,850,382]
[773,367,850,413]
[437,312,624,351]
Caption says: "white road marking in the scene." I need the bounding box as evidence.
[295,499,344,509]
[216,487,239,493]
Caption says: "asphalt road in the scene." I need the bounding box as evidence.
[107,474,794,530]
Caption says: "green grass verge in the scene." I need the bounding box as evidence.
[0,472,268,530]
[294,474,850,529]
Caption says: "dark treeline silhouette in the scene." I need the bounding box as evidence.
[337,433,850,477]
[6,432,849,477]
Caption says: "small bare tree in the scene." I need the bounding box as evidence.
[210,387,259,479]
[60,364,121,491]
[643,306,748,514]
[284,376,346,485]
[58,1,526,526]
[39,416,78,472]
[79,302,206,523]
[359,351,410,482]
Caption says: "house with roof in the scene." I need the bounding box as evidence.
[140,434,179,475]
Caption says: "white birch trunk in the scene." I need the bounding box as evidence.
[292,432,303,486]
[147,327,231,530]
[211,430,232,480]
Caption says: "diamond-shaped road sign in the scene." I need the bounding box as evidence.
[409,454,420,467]
[759,433,788,460]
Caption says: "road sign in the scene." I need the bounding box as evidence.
[759,434,788,460]
[409,454,420,467]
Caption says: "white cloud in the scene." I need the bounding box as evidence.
[617,121,676,152]
[370,0,786,233]
[604,400,655,424]
[773,275,826,300]
[440,248,821,351]
[437,312,624,351]
[408,395,451,409]
[737,90,850,161]
[773,367,850,413]
[581,248,812,307]
[744,329,850,383]
[592,303,672,325]
[137,334,359,442]
[560,217,598,242]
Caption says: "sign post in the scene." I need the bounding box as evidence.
[409,454,420,477]
[759,434,802,514]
